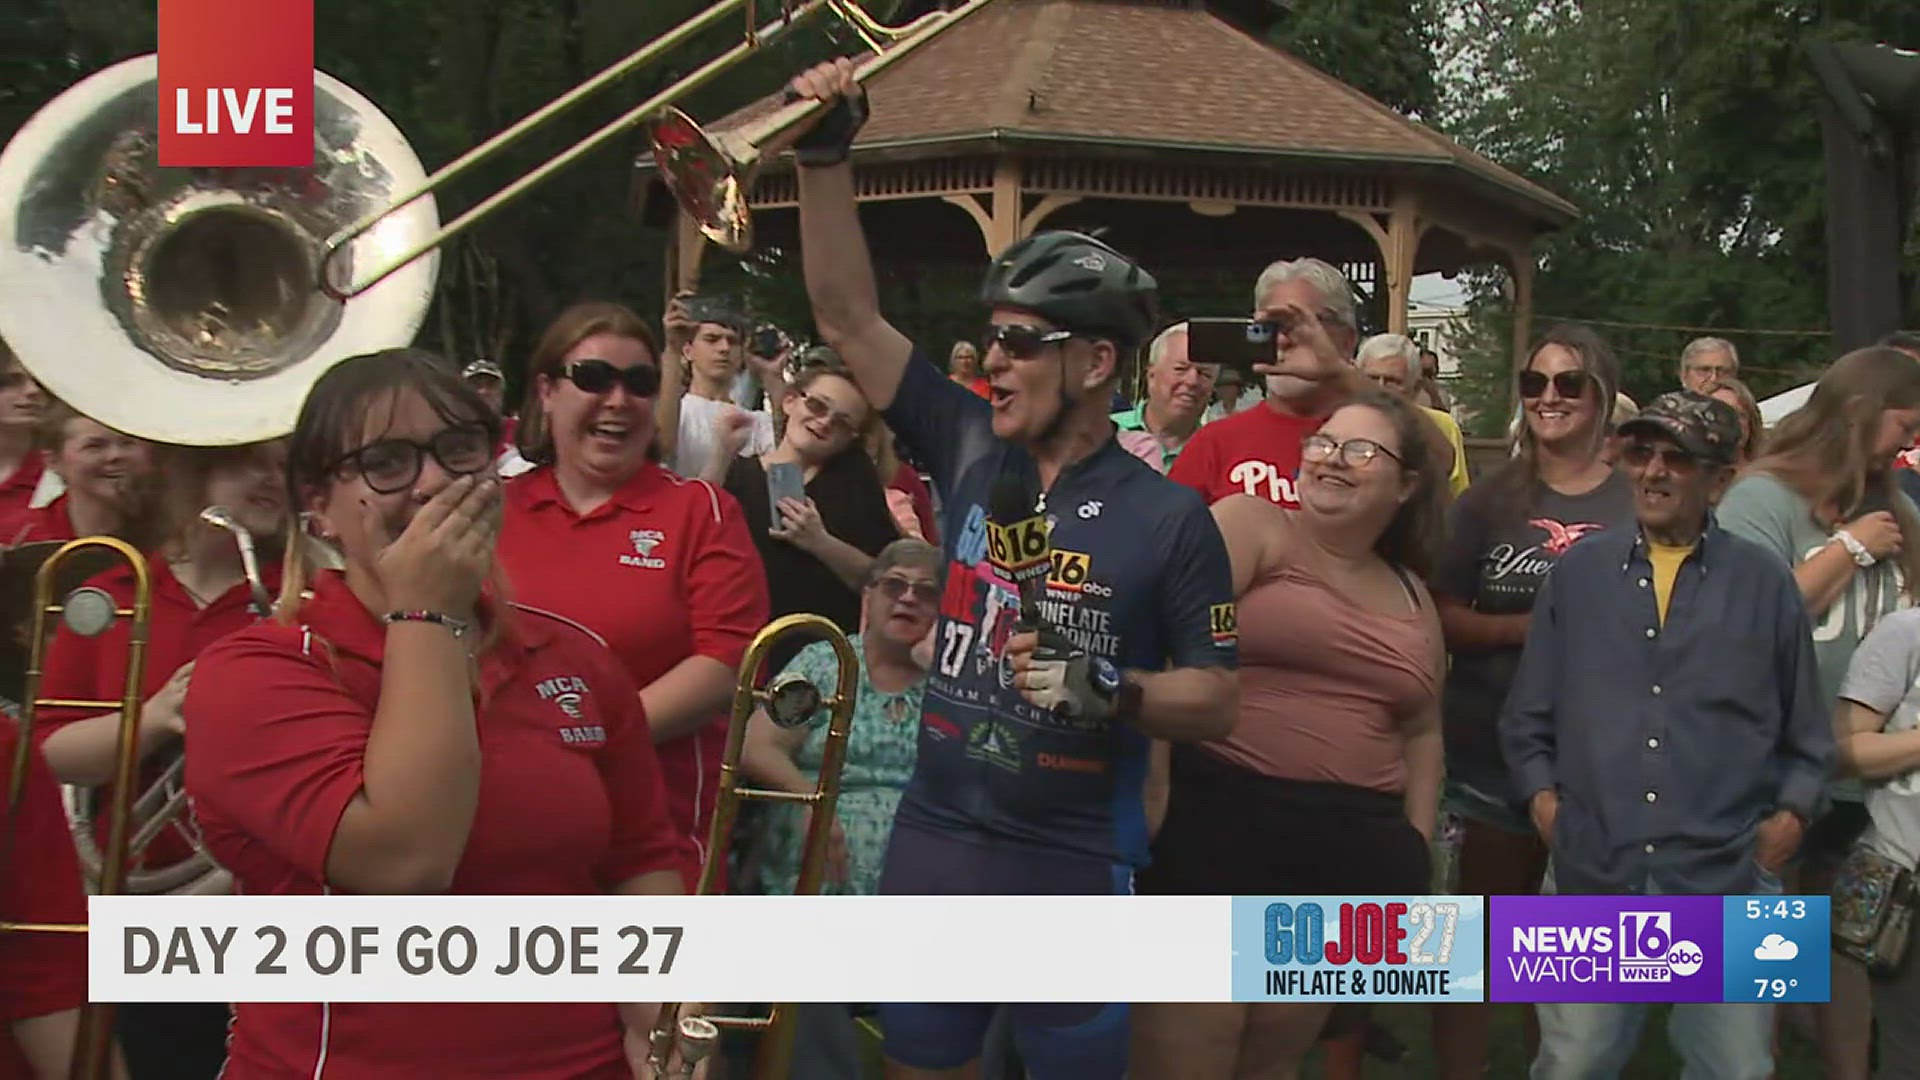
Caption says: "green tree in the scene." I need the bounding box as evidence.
[1435,0,1920,435]
[1265,0,1441,119]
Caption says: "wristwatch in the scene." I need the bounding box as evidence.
[1834,529,1877,567]
[1099,663,1144,724]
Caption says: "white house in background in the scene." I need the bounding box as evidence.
[1407,297,1468,383]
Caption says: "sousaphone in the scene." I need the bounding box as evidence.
[0,53,437,898]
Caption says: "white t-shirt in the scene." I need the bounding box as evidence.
[1838,607,1920,868]
[672,393,775,479]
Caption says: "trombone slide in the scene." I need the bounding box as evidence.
[646,613,860,1078]
[0,537,155,1080]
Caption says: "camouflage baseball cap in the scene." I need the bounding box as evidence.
[1616,390,1742,465]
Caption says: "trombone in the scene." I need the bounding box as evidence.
[0,537,155,1080]
[319,0,995,299]
[648,613,861,1079]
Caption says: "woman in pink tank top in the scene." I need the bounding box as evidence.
[1132,389,1450,1080]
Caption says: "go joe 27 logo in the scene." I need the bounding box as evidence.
[1229,896,1486,1003]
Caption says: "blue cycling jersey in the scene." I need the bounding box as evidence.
[882,353,1238,867]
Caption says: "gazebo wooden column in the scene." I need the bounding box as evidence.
[1337,193,1425,336]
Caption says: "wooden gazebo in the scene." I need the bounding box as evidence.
[652,0,1575,364]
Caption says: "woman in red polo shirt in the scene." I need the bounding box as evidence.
[182,349,697,1078]
[34,438,286,1078]
[501,301,768,883]
[10,402,152,546]
[0,720,130,1080]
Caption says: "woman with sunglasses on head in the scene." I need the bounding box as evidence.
[1427,324,1632,1078]
[1716,346,1920,1080]
[182,348,699,1079]
[32,438,286,1079]
[720,361,903,674]
[501,301,768,888]
[1132,389,1448,1079]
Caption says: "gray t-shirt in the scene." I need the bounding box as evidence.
[1837,607,1920,868]
[1433,470,1636,796]
[1718,473,1913,803]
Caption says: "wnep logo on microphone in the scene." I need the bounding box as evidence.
[159,0,314,167]
[1490,895,1722,1003]
[1228,896,1487,1003]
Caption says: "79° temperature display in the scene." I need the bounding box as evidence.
[1723,895,1830,1005]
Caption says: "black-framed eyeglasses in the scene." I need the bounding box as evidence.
[1517,369,1588,400]
[329,422,496,494]
[872,575,940,603]
[984,323,1074,360]
[1302,433,1402,468]
[563,358,661,398]
[1621,441,1699,473]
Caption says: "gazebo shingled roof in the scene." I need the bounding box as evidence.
[652,0,1571,360]
[712,0,1573,225]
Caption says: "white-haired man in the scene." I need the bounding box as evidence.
[1112,322,1216,473]
[1358,333,1470,495]
[1678,336,1739,394]
[1169,257,1364,506]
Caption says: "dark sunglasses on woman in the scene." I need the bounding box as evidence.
[564,358,661,398]
[332,422,496,495]
[984,323,1074,360]
[1517,369,1588,400]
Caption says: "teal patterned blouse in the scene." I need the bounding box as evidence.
[748,635,923,896]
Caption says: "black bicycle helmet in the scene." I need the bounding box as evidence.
[979,231,1159,350]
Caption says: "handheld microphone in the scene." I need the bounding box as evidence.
[987,469,1050,626]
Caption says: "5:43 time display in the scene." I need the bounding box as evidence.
[1744,898,1810,920]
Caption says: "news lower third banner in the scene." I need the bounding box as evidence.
[87,894,1826,1004]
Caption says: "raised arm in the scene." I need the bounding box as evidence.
[655,295,695,467]
[791,61,913,410]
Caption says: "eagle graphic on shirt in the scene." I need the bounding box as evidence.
[1529,518,1606,556]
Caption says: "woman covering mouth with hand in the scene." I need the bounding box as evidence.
[182,348,702,1078]
[498,301,769,887]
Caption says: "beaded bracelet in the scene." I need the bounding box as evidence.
[382,610,472,638]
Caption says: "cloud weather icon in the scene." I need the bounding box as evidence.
[1754,934,1800,961]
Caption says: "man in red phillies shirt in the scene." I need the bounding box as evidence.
[1168,258,1365,507]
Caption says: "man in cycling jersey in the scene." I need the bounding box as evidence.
[789,59,1241,1080]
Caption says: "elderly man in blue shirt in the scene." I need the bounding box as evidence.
[1501,390,1834,1079]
